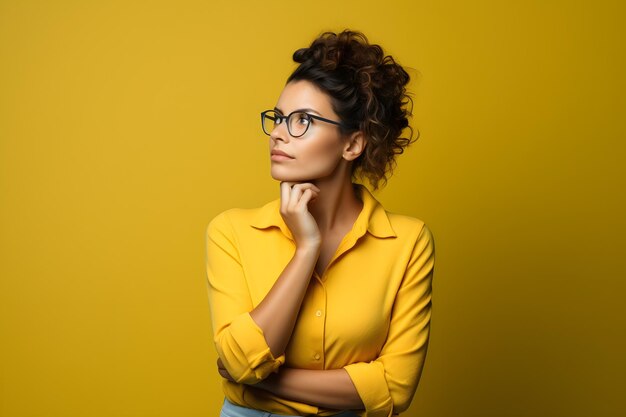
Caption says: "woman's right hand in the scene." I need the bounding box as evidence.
[279,181,321,250]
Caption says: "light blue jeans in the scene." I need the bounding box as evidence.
[219,398,360,417]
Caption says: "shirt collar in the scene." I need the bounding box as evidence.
[249,183,397,240]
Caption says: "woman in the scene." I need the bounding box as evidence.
[206,29,435,417]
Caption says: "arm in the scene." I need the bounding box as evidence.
[205,212,319,384]
[249,244,320,358]
[255,367,365,410]
[340,224,435,416]
[206,206,320,384]
[247,182,322,358]
[215,223,435,415]
[217,360,364,410]
[206,211,281,385]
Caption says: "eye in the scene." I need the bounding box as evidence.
[296,113,311,125]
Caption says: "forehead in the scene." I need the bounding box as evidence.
[275,80,335,115]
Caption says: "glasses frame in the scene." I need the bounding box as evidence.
[260,109,343,138]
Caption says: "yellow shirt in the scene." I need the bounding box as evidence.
[205,183,435,417]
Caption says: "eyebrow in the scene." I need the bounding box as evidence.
[274,107,322,116]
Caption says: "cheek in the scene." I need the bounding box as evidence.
[295,139,344,177]
[303,138,341,163]
[270,138,343,181]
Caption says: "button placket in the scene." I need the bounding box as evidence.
[309,280,327,365]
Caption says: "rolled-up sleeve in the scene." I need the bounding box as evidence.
[205,211,285,385]
[344,223,435,417]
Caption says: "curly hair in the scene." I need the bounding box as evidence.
[287,29,419,190]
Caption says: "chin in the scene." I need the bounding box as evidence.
[271,162,339,183]
[271,173,308,182]
[270,168,316,183]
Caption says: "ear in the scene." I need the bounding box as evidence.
[342,131,367,161]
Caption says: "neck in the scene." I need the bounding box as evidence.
[307,175,363,234]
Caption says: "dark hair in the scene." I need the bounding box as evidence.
[287,29,419,190]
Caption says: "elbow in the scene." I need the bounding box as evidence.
[233,370,271,385]
[391,384,419,414]
[213,313,286,385]
[221,355,282,385]
[393,397,412,414]
[215,332,285,385]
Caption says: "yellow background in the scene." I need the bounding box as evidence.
[1,1,624,416]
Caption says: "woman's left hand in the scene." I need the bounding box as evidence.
[217,357,236,383]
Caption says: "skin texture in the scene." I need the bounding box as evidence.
[217,79,368,410]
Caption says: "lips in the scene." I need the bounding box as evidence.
[271,149,294,158]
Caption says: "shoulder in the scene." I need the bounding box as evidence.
[206,201,276,235]
[387,212,433,239]
[207,208,241,227]
[206,208,244,232]
[385,211,435,257]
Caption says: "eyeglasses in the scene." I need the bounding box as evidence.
[260,109,343,138]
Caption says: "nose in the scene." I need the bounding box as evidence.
[269,122,290,142]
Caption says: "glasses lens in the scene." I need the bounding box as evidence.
[262,111,278,135]
[288,112,311,137]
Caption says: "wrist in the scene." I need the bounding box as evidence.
[295,241,321,255]
[295,246,321,267]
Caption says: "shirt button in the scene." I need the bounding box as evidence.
[315,310,323,317]
[314,353,321,360]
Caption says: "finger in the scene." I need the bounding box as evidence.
[307,184,321,196]
[300,182,320,192]
[298,188,318,208]
[293,184,319,202]
[219,368,235,382]
[280,182,291,212]
[297,189,312,209]
[288,185,304,211]
[295,182,320,194]
[282,181,297,191]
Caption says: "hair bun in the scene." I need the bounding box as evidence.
[287,29,417,190]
